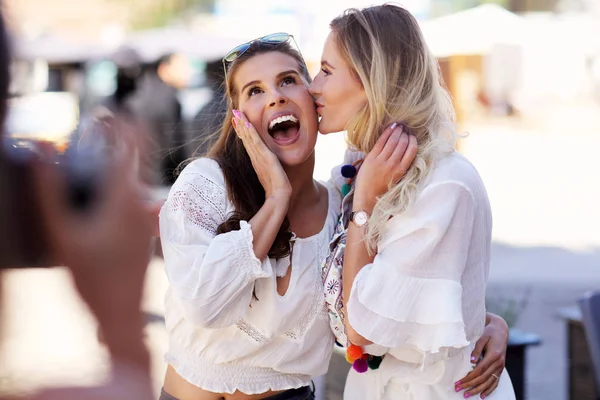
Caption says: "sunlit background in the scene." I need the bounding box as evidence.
[1,1,599,399]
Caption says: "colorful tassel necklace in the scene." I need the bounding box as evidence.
[340,161,384,373]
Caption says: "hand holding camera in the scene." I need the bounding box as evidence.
[34,113,155,369]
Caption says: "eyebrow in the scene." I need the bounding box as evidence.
[321,60,335,69]
[241,70,301,94]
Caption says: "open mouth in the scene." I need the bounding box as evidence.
[268,114,301,145]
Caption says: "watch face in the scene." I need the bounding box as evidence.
[354,211,368,226]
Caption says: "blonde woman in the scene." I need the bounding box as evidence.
[312,5,516,399]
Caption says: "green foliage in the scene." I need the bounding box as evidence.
[486,287,532,328]
[431,0,511,16]
[480,0,510,7]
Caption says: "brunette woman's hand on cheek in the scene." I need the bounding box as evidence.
[233,110,292,201]
[232,110,291,261]
[353,123,418,212]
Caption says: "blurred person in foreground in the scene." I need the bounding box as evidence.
[129,53,191,185]
[0,6,155,400]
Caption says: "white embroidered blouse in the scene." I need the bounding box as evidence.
[159,157,341,395]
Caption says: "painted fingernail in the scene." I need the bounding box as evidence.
[389,122,398,130]
[455,381,462,386]
[245,121,251,128]
[471,356,477,362]
[481,395,486,399]
[232,109,241,119]
[464,394,471,399]
[455,386,462,392]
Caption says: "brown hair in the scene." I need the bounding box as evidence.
[207,39,310,259]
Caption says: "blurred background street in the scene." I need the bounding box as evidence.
[1,0,600,399]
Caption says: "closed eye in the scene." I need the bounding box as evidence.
[321,68,331,76]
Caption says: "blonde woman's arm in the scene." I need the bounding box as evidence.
[344,180,475,350]
[343,124,416,345]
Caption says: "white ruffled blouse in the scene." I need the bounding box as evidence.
[324,150,499,397]
[159,158,341,395]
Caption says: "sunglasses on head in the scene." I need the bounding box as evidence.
[221,33,301,86]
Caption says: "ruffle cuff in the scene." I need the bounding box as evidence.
[347,264,469,354]
[230,220,269,279]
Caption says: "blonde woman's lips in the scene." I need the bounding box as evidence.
[315,102,324,114]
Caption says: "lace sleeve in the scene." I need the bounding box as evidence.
[159,158,271,329]
[164,171,227,236]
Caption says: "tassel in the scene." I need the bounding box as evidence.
[340,164,357,178]
[367,355,383,370]
[352,358,369,373]
[346,344,363,362]
[341,183,351,197]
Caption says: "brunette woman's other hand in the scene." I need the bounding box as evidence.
[456,313,509,398]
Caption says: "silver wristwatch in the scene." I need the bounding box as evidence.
[349,210,369,227]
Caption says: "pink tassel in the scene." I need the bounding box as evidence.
[352,358,368,373]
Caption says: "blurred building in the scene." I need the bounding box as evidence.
[4,0,130,41]
[4,0,216,40]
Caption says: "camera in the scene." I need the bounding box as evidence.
[0,94,108,269]
[0,137,50,268]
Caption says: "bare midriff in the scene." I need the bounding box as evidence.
[163,365,287,400]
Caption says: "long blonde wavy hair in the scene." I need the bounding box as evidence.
[331,4,458,248]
